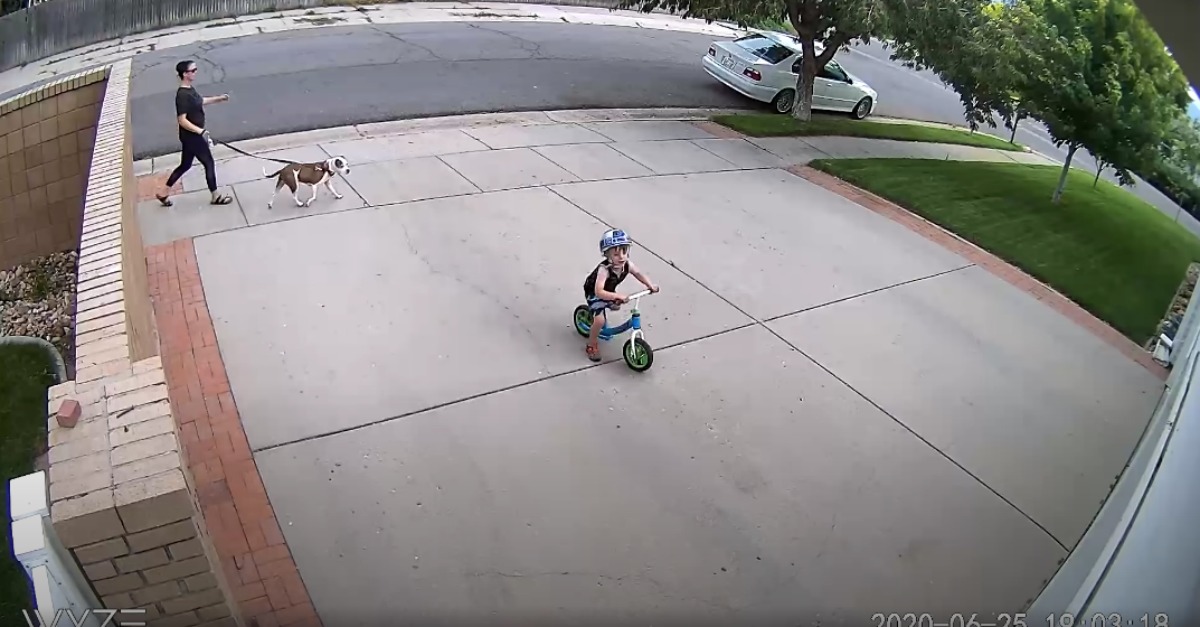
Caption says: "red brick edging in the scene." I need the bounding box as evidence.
[147,239,323,627]
[137,172,183,203]
[692,120,748,139]
[790,165,1169,380]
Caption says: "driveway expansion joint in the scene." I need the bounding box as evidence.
[545,183,1067,551]
[789,164,1169,380]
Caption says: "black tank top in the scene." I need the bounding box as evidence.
[583,260,629,298]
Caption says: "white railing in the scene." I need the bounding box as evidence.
[1027,284,1200,621]
[9,471,103,627]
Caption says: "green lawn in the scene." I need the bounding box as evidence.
[0,343,57,621]
[714,113,1024,152]
[810,158,1200,344]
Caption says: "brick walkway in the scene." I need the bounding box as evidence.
[789,165,1169,380]
[147,238,322,627]
[138,172,183,203]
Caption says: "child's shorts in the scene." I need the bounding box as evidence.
[586,296,618,314]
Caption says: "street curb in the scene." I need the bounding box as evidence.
[134,106,753,171]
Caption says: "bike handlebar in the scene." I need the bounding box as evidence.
[626,289,654,300]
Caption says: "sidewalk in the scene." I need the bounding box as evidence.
[133,111,1164,624]
[134,108,1056,203]
[134,109,1064,265]
[0,2,744,96]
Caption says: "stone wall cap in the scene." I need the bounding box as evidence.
[50,487,116,522]
[0,65,109,117]
[114,468,188,507]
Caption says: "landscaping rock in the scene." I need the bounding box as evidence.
[0,250,79,367]
[1145,261,1200,351]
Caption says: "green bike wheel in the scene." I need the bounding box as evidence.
[623,337,654,372]
[573,305,593,338]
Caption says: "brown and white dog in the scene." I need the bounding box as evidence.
[262,156,352,209]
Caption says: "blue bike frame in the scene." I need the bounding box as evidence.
[578,289,652,342]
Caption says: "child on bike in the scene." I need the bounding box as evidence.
[582,228,660,362]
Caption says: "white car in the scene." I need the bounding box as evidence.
[702,31,878,119]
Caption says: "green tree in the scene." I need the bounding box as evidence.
[1160,113,1200,179]
[1144,112,1200,213]
[616,0,984,121]
[894,0,1188,202]
[1018,0,1190,202]
[889,1,1045,139]
[1085,0,1187,189]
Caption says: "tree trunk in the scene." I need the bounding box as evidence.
[1007,104,1026,144]
[791,39,818,122]
[1052,144,1078,204]
[1093,164,1103,188]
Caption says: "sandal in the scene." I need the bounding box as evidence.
[211,194,234,205]
[155,194,173,207]
[585,343,601,363]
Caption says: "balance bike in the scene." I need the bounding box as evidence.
[573,289,655,372]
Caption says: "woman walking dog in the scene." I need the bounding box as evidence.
[155,60,234,207]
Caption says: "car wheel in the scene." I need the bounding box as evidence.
[772,89,796,114]
[852,97,872,120]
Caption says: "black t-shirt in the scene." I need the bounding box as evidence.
[583,260,629,299]
[175,87,204,136]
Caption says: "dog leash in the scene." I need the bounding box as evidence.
[211,136,295,165]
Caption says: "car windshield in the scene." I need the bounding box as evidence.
[732,34,794,64]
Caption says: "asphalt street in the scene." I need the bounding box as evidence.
[128,21,1184,217]
[125,22,1065,157]
[129,22,749,158]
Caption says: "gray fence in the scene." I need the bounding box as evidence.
[0,0,622,72]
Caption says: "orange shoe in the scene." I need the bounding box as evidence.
[585,342,601,362]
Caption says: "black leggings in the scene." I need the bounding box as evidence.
[166,131,217,192]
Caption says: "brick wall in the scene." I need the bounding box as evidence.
[48,365,241,627]
[45,58,242,627]
[118,80,156,362]
[0,67,105,270]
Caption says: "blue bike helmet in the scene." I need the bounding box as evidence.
[600,228,632,255]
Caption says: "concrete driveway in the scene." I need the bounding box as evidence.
[159,119,1164,624]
